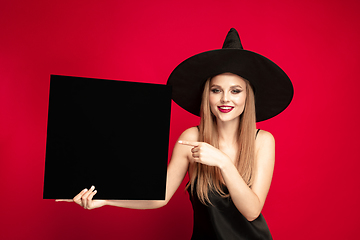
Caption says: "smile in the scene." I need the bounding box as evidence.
[218,106,234,113]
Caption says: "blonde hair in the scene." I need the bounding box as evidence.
[186,76,256,205]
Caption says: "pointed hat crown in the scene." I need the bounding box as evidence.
[222,28,243,49]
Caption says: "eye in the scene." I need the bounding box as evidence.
[231,89,242,94]
[211,88,221,93]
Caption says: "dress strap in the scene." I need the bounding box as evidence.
[256,129,261,139]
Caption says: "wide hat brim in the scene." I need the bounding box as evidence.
[167,45,293,122]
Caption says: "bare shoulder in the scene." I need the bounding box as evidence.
[255,129,275,154]
[178,126,200,142]
[256,129,275,143]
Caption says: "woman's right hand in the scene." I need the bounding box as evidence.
[56,185,107,210]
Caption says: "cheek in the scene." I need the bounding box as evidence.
[234,94,246,105]
[234,95,246,111]
[209,94,218,107]
[208,94,219,113]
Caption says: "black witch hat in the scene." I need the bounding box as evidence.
[167,28,293,122]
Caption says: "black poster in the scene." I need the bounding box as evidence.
[43,75,172,200]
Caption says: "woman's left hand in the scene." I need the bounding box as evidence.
[56,186,107,210]
[178,140,231,167]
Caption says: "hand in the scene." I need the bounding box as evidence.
[56,186,106,210]
[178,140,231,168]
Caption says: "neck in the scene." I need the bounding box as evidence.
[216,117,240,146]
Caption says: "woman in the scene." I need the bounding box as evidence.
[60,28,293,239]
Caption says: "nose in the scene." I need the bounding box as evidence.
[221,92,230,103]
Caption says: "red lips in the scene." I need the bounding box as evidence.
[217,105,234,113]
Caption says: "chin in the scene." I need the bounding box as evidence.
[215,113,240,123]
[211,107,243,123]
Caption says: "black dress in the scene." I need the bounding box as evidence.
[187,186,272,240]
[188,129,272,240]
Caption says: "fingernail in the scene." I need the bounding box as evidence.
[90,185,95,190]
[178,140,182,144]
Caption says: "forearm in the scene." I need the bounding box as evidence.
[105,199,167,210]
[219,161,262,221]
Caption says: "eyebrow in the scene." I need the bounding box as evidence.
[210,84,243,89]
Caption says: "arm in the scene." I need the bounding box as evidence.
[180,130,275,221]
[219,130,275,221]
[58,127,198,210]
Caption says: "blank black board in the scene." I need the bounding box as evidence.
[43,75,172,200]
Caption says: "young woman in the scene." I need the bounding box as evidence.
[59,28,293,240]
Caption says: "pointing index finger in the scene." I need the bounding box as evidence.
[178,140,199,147]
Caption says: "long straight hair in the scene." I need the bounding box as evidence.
[187,76,256,205]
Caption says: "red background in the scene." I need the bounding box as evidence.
[1,0,360,239]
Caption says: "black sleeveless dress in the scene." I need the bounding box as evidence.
[188,129,272,240]
[187,186,272,240]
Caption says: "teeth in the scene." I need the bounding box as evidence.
[219,107,233,109]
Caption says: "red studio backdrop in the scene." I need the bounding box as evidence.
[1,0,360,239]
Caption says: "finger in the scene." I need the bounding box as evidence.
[178,140,199,147]
[85,190,98,209]
[55,199,73,202]
[192,152,200,158]
[81,186,95,208]
[73,188,88,204]
[83,186,95,198]
[88,190,97,200]
[191,147,199,153]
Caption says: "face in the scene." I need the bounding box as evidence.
[209,73,247,123]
